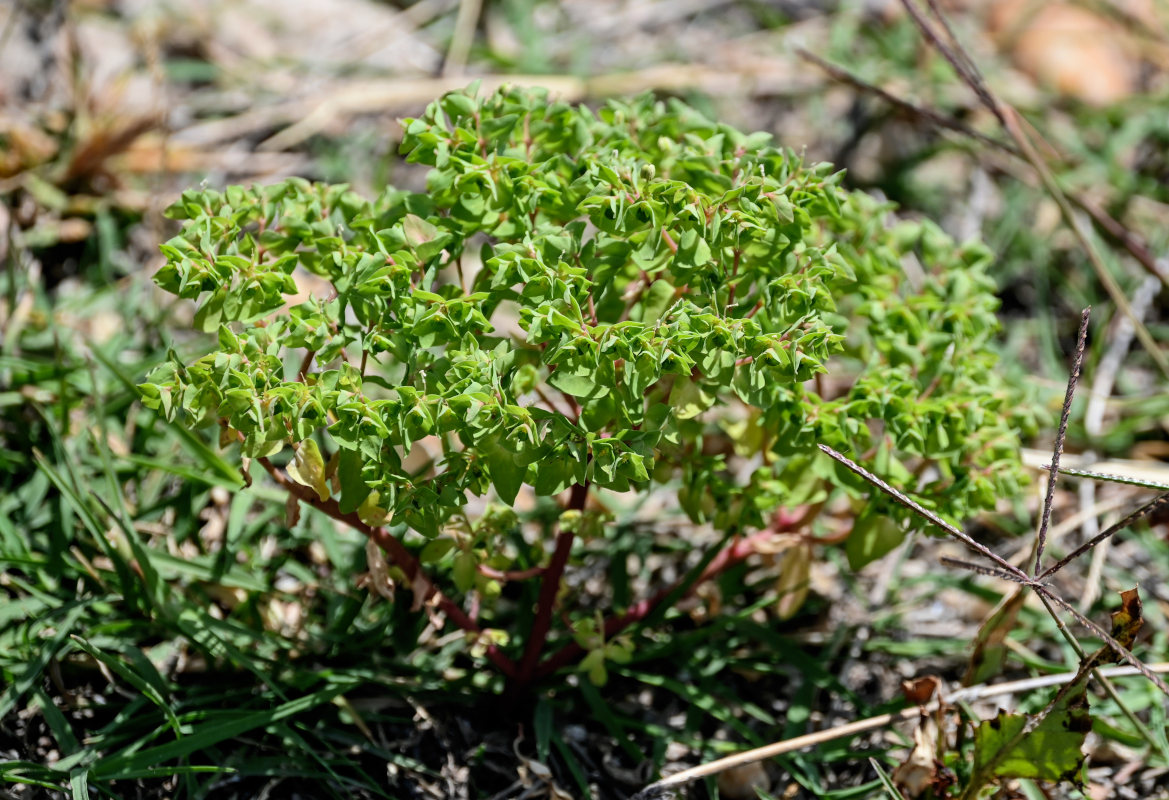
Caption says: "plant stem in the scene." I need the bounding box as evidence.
[258,455,518,678]
[533,527,779,679]
[515,482,589,685]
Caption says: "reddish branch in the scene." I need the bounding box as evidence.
[515,481,590,685]
[257,455,518,678]
[259,423,814,686]
[296,349,317,382]
[533,526,783,679]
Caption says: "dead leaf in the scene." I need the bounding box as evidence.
[901,675,941,705]
[514,735,573,799]
[284,492,301,528]
[892,717,940,798]
[364,538,395,601]
[1104,586,1144,662]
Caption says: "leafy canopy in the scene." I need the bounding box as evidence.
[142,85,1028,562]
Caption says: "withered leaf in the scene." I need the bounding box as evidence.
[1108,586,1143,657]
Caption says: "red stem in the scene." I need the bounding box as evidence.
[532,511,807,680]
[515,482,589,685]
[258,456,518,678]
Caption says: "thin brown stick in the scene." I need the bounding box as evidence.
[794,48,1018,156]
[296,349,317,382]
[477,564,546,582]
[817,444,1029,581]
[1036,586,1169,697]
[1038,491,1169,580]
[939,556,1039,586]
[1004,108,1169,382]
[1034,307,1090,574]
[899,0,1002,125]
[1048,465,1169,491]
[801,40,1169,294]
[897,0,1169,381]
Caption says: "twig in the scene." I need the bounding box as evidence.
[1003,107,1169,382]
[794,48,1018,157]
[1047,465,1169,491]
[1035,587,1169,697]
[477,564,545,582]
[896,0,1169,381]
[1034,307,1090,575]
[1036,591,1169,763]
[817,444,1030,582]
[1038,492,1169,580]
[939,556,1040,586]
[803,43,1169,294]
[296,348,317,382]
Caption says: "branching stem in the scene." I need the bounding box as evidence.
[256,453,518,678]
[515,481,590,686]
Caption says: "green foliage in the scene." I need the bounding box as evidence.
[144,86,1027,561]
[972,691,1089,784]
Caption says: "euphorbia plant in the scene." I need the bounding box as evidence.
[141,85,1029,688]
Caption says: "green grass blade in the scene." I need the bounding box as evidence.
[69,768,91,800]
[70,636,182,736]
[869,757,906,799]
[0,602,88,720]
[91,681,355,778]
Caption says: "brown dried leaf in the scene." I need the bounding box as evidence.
[716,762,770,800]
[284,492,301,528]
[901,675,941,706]
[1103,586,1143,662]
[364,539,396,601]
[892,717,940,798]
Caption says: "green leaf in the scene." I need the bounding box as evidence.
[639,279,675,324]
[548,360,609,399]
[452,550,477,593]
[845,509,904,570]
[973,685,1089,783]
[336,448,371,514]
[485,441,523,505]
[668,378,713,420]
[675,228,712,270]
[532,455,574,496]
